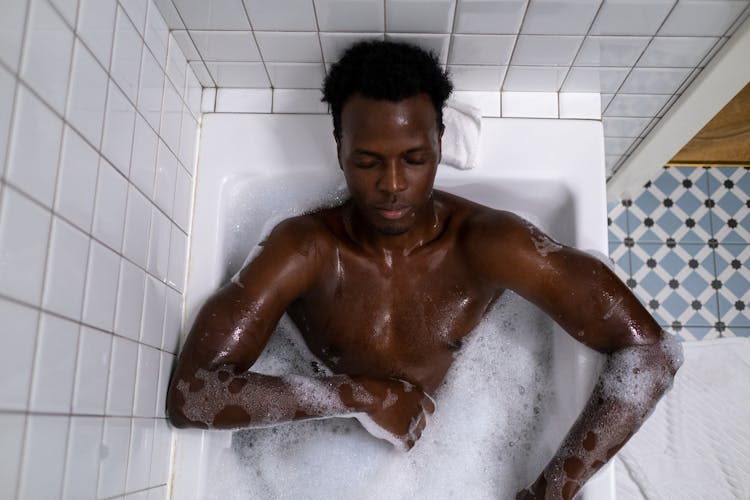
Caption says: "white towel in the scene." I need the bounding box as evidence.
[440,100,482,170]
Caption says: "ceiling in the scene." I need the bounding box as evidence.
[153,0,750,179]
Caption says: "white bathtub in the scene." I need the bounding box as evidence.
[171,113,613,499]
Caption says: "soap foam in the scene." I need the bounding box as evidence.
[203,294,557,500]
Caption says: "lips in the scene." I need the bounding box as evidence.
[374,204,411,220]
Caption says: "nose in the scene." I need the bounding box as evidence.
[377,161,407,194]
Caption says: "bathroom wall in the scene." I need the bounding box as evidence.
[0,0,200,498]
[608,166,750,341]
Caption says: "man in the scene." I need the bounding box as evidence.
[167,41,681,499]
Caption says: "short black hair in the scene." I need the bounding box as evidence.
[321,40,453,139]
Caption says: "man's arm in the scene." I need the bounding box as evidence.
[167,217,433,449]
[466,211,683,500]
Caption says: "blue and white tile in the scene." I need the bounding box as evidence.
[608,240,631,284]
[724,327,750,339]
[715,244,750,328]
[705,167,750,244]
[628,167,712,243]
[630,242,718,327]
[607,199,629,241]
[661,325,720,342]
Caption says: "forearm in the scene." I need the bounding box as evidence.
[167,366,376,430]
[525,331,684,499]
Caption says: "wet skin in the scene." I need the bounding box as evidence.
[168,93,680,499]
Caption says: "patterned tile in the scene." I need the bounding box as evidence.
[628,166,712,244]
[630,242,718,327]
[724,327,750,338]
[607,199,629,241]
[661,325,721,341]
[705,167,750,244]
[609,240,631,283]
[714,244,750,327]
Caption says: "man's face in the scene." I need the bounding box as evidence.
[337,93,442,236]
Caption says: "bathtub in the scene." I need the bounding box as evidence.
[171,113,613,499]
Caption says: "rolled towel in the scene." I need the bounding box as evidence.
[440,100,482,170]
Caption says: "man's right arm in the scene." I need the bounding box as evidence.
[166,217,433,448]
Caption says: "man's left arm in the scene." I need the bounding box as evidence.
[466,211,683,500]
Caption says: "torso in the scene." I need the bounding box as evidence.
[286,191,504,393]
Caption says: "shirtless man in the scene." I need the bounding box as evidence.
[167,41,682,499]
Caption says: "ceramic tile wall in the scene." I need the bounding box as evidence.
[608,166,750,341]
[0,0,200,498]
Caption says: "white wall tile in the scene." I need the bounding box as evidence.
[154,352,174,418]
[314,0,385,31]
[145,0,169,68]
[575,36,650,67]
[7,86,63,208]
[172,165,193,231]
[590,0,673,36]
[29,313,78,412]
[0,65,15,177]
[149,417,172,480]
[171,30,200,61]
[18,414,69,500]
[659,0,748,36]
[559,92,601,119]
[141,274,166,347]
[319,33,383,62]
[206,61,270,87]
[453,0,526,34]
[602,116,652,137]
[0,0,29,71]
[189,60,215,86]
[448,65,506,91]
[123,184,152,267]
[201,87,217,112]
[66,40,109,147]
[55,126,99,232]
[133,344,160,417]
[160,80,182,153]
[130,114,159,197]
[215,87,272,112]
[191,30,261,61]
[168,226,187,292]
[62,416,103,500]
[0,188,51,305]
[155,140,178,215]
[179,110,198,170]
[152,0,185,29]
[167,35,188,96]
[163,285,182,353]
[386,33,451,64]
[147,486,168,500]
[512,35,582,66]
[126,417,155,490]
[83,239,120,331]
[255,31,322,63]
[386,0,455,33]
[106,336,138,415]
[43,216,90,320]
[502,65,568,92]
[0,298,39,410]
[502,91,558,118]
[267,62,325,88]
[121,0,149,35]
[97,417,131,498]
[244,0,317,30]
[620,67,691,94]
[604,136,636,155]
[115,258,146,340]
[172,0,250,29]
[48,0,78,26]
[561,66,629,93]
[449,91,501,117]
[0,413,26,497]
[77,0,117,69]
[272,88,328,113]
[73,326,112,413]
[522,0,601,35]
[604,93,671,117]
[638,36,719,68]
[185,68,202,118]
[92,158,128,251]
[600,92,615,111]
[20,0,74,114]
[111,6,144,104]
[102,81,136,175]
[449,35,515,65]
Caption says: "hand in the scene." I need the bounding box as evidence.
[515,477,547,500]
[348,377,435,450]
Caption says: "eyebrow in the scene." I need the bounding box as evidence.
[352,147,428,156]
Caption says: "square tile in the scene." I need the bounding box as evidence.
[154,352,174,418]
[0,298,39,410]
[102,82,136,176]
[137,49,164,131]
[319,33,384,62]
[130,115,159,198]
[608,240,631,283]
[255,31,322,63]
[20,0,74,114]
[92,158,128,251]
[0,65,14,176]
[162,286,183,353]
[188,61,212,87]
[630,242,719,327]
[160,80,183,154]
[385,34,450,64]
[450,91,501,117]
[314,0,384,31]
[185,68,202,117]
[121,0,149,35]
[168,225,188,292]
[511,35,582,66]
[145,0,169,67]
[601,93,615,110]
[7,86,64,209]
[558,92,601,119]
[267,62,326,89]
[661,325,719,341]
[77,0,117,69]
[608,199,630,241]
[171,30,200,61]
[0,188,51,305]
[659,0,748,36]
[386,0,455,33]
[448,65,506,91]
[154,140,178,216]
[42,217,90,320]
[705,167,750,244]
[715,244,750,327]
[82,239,120,331]
[97,417,131,498]
[244,0,317,30]
[141,274,166,348]
[449,35,515,65]
[106,336,138,415]
[620,67,692,94]
[151,0,184,30]
[72,326,112,414]
[605,137,637,156]
[172,0,250,29]
[126,418,155,491]
[115,258,146,340]
[590,0,674,36]
[561,66,629,93]
[29,313,78,412]
[18,415,69,500]
[602,116,651,138]
[522,0,600,35]
[54,127,99,233]
[0,413,26,497]
[628,167,712,244]
[206,61,270,87]
[62,416,103,500]
[0,0,28,71]
[453,0,526,34]
[179,111,198,170]
[111,6,144,104]
[149,418,172,480]
[575,36,650,67]
[133,344,161,418]
[123,186,153,270]
[604,93,672,118]
[606,155,624,177]
[215,87,272,112]
[167,35,189,94]
[638,37,719,68]
[148,206,171,281]
[502,65,568,92]
[190,30,261,62]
